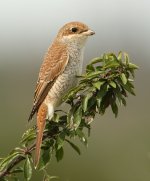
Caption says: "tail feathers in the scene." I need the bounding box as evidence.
[28,105,37,122]
[34,103,47,168]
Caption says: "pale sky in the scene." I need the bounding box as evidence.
[0,0,150,67]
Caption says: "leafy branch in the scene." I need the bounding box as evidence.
[0,52,138,181]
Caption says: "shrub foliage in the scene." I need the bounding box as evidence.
[0,52,138,180]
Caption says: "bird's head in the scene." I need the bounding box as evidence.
[56,21,95,47]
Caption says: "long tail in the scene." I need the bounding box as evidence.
[35,103,48,168]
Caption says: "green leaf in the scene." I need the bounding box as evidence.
[87,96,96,111]
[67,108,74,126]
[38,149,51,170]
[113,87,125,105]
[21,127,36,145]
[10,167,24,173]
[21,133,36,145]
[109,81,116,88]
[73,106,82,129]
[63,83,85,101]
[99,93,110,115]
[104,62,120,69]
[24,156,32,181]
[55,147,64,162]
[111,102,118,117]
[103,53,109,61]
[96,83,108,111]
[121,82,135,95]
[76,129,88,146]
[42,139,55,150]
[86,64,95,72]
[117,51,122,60]
[56,132,65,150]
[128,63,139,69]
[82,93,92,112]
[86,71,104,79]
[96,97,101,108]
[97,83,107,98]
[90,57,103,64]
[127,80,134,88]
[124,52,130,64]
[120,73,127,85]
[0,152,22,171]
[92,81,105,90]
[128,68,135,78]
[121,97,126,106]
[108,53,119,62]
[65,139,81,155]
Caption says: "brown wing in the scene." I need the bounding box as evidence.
[28,43,69,121]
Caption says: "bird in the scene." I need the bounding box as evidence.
[28,21,95,167]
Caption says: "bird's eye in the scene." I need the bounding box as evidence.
[71,27,78,33]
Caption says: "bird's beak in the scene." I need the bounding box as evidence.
[83,29,95,36]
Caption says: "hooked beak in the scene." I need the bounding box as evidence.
[82,29,95,36]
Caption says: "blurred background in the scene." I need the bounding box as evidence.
[0,0,150,180]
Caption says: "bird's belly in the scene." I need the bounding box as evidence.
[47,61,81,106]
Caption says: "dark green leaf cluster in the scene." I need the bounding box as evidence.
[0,52,138,181]
[64,52,138,119]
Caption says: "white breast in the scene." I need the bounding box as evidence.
[47,47,84,106]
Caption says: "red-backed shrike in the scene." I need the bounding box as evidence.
[28,21,95,167]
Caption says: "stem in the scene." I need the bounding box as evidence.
[0,125,60,179]
[0,144,35,178]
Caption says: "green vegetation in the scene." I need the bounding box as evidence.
[0,52,138,180]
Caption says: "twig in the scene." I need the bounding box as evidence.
[0,125,60,179]
[0,144,35,178]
